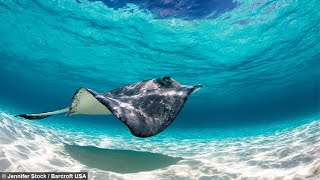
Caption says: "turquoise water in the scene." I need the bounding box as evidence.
[0,0,319,179]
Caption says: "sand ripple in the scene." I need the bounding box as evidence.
[0,112,319,179]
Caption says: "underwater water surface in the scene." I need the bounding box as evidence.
[0,0,319,179]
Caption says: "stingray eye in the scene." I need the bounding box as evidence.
[157,76,172,86]
[163,76,171,82]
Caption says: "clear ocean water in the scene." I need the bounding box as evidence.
[0,0,319,179]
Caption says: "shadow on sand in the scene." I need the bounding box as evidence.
[64,144,183,173]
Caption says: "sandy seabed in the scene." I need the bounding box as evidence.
[0,112,319,180]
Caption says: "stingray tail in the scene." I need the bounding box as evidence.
[15,108,69,120]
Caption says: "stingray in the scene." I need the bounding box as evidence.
[16,77,202,137]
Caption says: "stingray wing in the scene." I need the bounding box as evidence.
[86,86,194,138]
